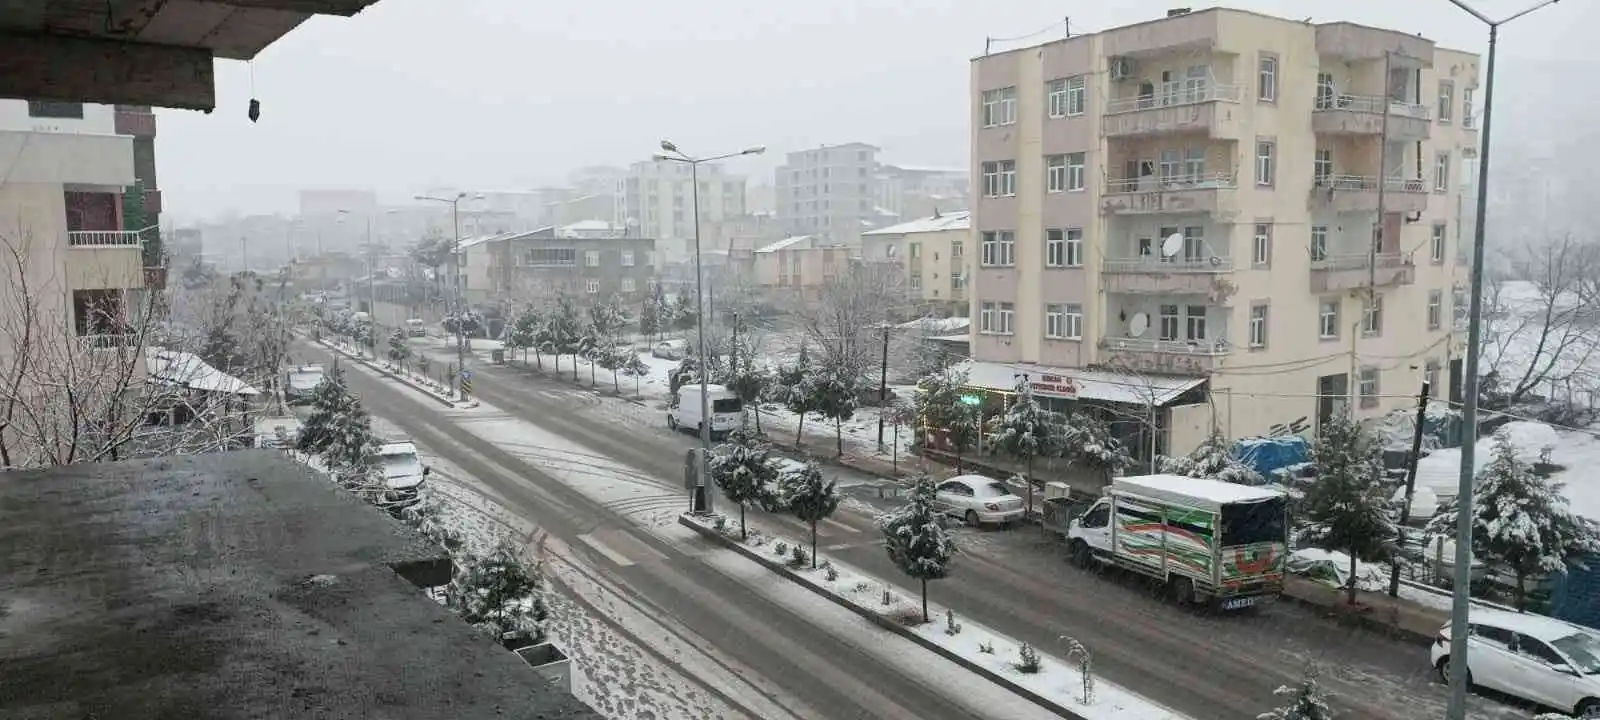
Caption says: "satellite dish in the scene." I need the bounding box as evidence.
[1160,232,1185,258]
[1129,312,1150,338]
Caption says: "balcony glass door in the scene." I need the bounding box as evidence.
[1315,73,1336,110]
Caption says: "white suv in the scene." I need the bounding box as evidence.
[1431,607,1600,717]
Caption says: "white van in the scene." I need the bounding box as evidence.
[668,384,742,440]
[374,440,430,510]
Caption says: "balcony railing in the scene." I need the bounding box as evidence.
[1105,83,1243,115]
[68,229,146,248]
[1310,252,1408,272]
[1105,172,1237,195]
[1103,256,1235,273]
[1314,94,1431,120]
[1311,175,1427,193]
[79,333,137,350]
[1101,336,1231,355]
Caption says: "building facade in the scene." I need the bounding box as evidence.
[483,228,656,308]
[968,7,1477,454]
[614,159,746,266]
[875,164,971,222]
[774,142,882,243]
[860,211,971,316]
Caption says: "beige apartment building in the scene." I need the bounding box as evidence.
[968,7,1477,456]
[860,211,971,316]
[744,235,855,303]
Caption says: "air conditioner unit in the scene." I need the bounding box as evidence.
[1110,57,1137,81]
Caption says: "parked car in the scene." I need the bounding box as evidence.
[285,365,326,405]
[406,318,427,337]
[1431,607,1600,717]
[933,475,1024,527]
[652,339,688,360]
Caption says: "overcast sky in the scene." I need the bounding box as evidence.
[157,0,1595,222]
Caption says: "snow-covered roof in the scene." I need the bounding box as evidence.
[898,316,969,333]
[862,211,971,236]
[145,347,259,396]
[956,359,1205,406]
[558,219,612,236]
[928,333,970,343]
[753,235,816,254]
[1113,473,1283,509]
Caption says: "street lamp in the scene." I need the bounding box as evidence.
[1440,2,1566,718]
[652,140,766,513]
[414,191,480,401]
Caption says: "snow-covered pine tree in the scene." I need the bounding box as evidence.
[1061,411,1131,484]
[782,461,840,569]
[1256,663,1334,720]
[1157,430,1264,485]
[708,428,778,540]
[546,294,583,380]
[809,355,861,456]
[877,473,958,623]
[1426,430,1600,609]
[727,361,773,433]
[386,328,410,367]
[992,375,1064,518]
[449,540,549,645]
[294,365,380,495]
[615,350,650,398]
[502,306,542,367]
[1300,412,1395,605]
[915,365,980,470]
[775,345,816,445]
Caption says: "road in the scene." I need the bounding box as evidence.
[363,339,1534,720]
[294,341,1047,720]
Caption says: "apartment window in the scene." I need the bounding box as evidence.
[1249,303,1270,348]
[621,277,637,293]
[982,161,1016,197]
[982,87,1018,127]
[584,250,601,267]
[1425,359,1441,396]
[1047,77,1085,118]
[1252,223,1273,267]
[909,242,921,259]
[27,101,84,119]
[1427,290,1444,331]
[621,249,635,267]
[1315,72,1336,110]
[1184,147,1205,179]
[526,248,577,266]
[952,273,966,290]
[1257,53,1278,102]
[1159,305,1180,341]
[1185,305,1208,341]
[1048,79,1068,118]
[1358,366,1380,408]
[980,230,1015,266]
[1319,300,1340,339]
[1066,152,1086,191]
[1435,152,1450,193]
[1310,226,1329,263]
[1045,303,1083,340]
[951,241,964,259]
[1255,140,1275,186]
[1065,76,1086,115]
[1362,295,1384,336]
[1464,88,1476,126]
[910,274,923,290]
[1045,228,1083,268]
[998,302,1015,334]
[1313,148,1333,185]
[1438,80,1454,124]
[980,302,996,333]
[1046,155,1067,193]
[585,279,600,294]
[1431,223,1447,263]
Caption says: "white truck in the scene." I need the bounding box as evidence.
[1066,473,1289,610]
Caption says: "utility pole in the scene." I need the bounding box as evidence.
[1389,381,1431,598]
[730,310,740,384]
[877,326,890,447]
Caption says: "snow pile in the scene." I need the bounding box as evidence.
[1415,420,1559,506]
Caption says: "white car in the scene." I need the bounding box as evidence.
[1431,607,1600,717]
[652,339,688,360]
[934,475,1024,527]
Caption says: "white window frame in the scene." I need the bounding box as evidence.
[1435,152,1450,193]
[584,250,601,267]
[1066,76,1086,115]
[1046,229,1065,267]
[1047,79,1068,119]
[998,302,1015,335]
[980,301,997,333]
[1438,80,1454,124]
[585,279,600,294]
[1359,366,1380,408]
[1431,224,1447,263]
[980,230,1015,267]
[982,87,1017,127]
[1158,304,1180,341]
[1319,300,1340,339]
[1362,295,1384,336]
[1428,291,1443,330]
[621,250,635,267]
[1425,360,1441,396]
[1046,303,1083,340]
[999,160,1016,196]
[1252,223,1272,267]
[1249,303,1269,348]
[621,277,636,293]
[1184,305,1208,341]
[1255,140,1275,186]
[983,162,1000,197]
[1257,53,1278,102]
[1066,152,1086,191]
[1046,155,1067,193]
[910,273,923,290]
[1311,226,1329,263]
[1064,228,1083,267]
[1313,148,1333,184]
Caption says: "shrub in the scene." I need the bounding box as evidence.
[790,544,809,568]
[978,639,995,654]
[1016,642,1041,674]
[773,541,788,556]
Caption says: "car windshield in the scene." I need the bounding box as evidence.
[712,398,743,413]
[380,454,421,479]
[979,482,1014,498]
[1552,633,1600,674]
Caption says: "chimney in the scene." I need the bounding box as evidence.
[1167,8,1191,17]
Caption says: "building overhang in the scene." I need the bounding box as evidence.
[0,0,384,111]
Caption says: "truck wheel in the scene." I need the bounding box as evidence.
[1168,575,1196,606]
[1070,540,1093,569]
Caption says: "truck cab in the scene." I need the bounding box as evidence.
[374,440,430,510]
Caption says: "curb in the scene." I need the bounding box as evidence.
[1275,588,1436,647]
[678,514,1088,720]
[315,340,458,409]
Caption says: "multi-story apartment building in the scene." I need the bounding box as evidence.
[774,143,882,243]
[875,164,971,222]
[968,7,1478,457]
[861,211,971,316]
[480,227,655,307]
[614,159,746,266]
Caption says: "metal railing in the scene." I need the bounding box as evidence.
[67,229,147,248]
[1311,175,1427,193]
[1102,256,1234,273]
[79,333,136,350]
[1100,336,1231,355]
[1105,171,1236,194]
[1309,252,1409,272]
[1105,83,1243,115]
[1313,94,1432,120]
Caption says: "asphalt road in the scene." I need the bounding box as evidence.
[293,341,1017,720]
[367,342,1535,720]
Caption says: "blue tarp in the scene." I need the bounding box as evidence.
[1233,436,1311,477]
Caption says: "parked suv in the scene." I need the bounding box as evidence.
[1431,607,1600,717]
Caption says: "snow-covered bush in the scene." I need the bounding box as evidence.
[991,376,1064,517]
[877,474,958,623]
[1015,642,1041,673]
[1157,430,1263,485]
[448,540,550,645]
[295,365,379,485]
[1060,410,1130,477]
[808,356,862,456]
[707,429,778,540]
[1257,663,1333,720]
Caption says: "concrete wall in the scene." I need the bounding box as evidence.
[0,100,116,135]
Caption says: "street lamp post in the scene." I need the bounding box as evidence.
[652,140,766,513]
[1440,2,1565,718]
[415,192,476,401]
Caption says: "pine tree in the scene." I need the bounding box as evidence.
[776,345,816,445]
[449,540,549,644]
[1061,411,1131,483]
[387,328,410,367]
[915,365,978,471]
[546,294,583,380]
[640,285,664,339]
[782,461,840,569]
[295,365,379,488]
[878,474,958,623]
[810,356,861,457]
[727,360,772,433]
[1158,430,1263,485]
[992,376,1064,518]
[708,428,778,540]
[1257,663,1335,720]
[1300,412,1396,605]
[502,307,542,367]
[1427,430,1600,609]
[615,350,650,398]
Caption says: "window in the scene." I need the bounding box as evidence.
[1045,303,1083,340]
[584,250,601,267]
[1046,155,1067,193]
[1438,80,1454,124]
[1159,305,1180,341]
[585,279,600,294]
[1362,295,1384,335]
[1518,635,1566,667]
[1359,366,1380,408]
[1184,147,1205,179]
[526,248,577,266]
[909,242,921,259]
[1310,226,1329,263]
[980,302,996,333]
[621,249,635,266]
[998,302,1015,334]
[980,230,1015,266]
[982,160,1016,197]
[951,241,964,259]
[1066,152,1086,191]
[1185,305,1208,341]
[1315,72,1336,109]
[982,87,1018,127]
[1047,76,1086,118]
[1249,303,1269,348]
[1431,223,1447,263]
[1252,223,1273,266]
[952,273,966,290]
[1045,228,1083,267]
[1471,624,1516,649]
[1464,88,1476,127]
[1435,152,1450,192]
[621,277,636,293]
[1319,300,1340,339]
[1313,148,1333,185]
[27,101,84,119]
[1257,53,1278,102]
[1255,140,1275,186]
[1048,79,1068,118]
[1428,291,1443,330]
[1425,359,1441,396]
[910,274,923,290]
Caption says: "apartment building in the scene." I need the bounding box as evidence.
[774,143,882,243]
[968,7,1477,456]
[745,235,854,303]
[875,164,971,222]
[614,159,746,265]
[481,227,655,307]
[861,211,971,316]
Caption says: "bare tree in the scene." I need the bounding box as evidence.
[798,261,911,383]
[1481,235,1600,407]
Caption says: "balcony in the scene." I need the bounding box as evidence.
[1309,252,1416,293]
[68,229,148,290]
[1098,336,1229,377]
[1101,172,1237,215]
[1102,84,1243,138]
[113,109,157,137]
[68,230,144,247]
[1308,175,1429,214]
[79,333,138,350]
[1312,95,1431,140]
[1101,256,1235,296]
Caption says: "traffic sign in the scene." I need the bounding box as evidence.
[460,369,471,380]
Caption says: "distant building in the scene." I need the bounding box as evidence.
[774,142,881,243]
[480,227,656,307]
[298,189,377,218]
[861,210,971,316]
[745,234,853,303]
[614,159,746,266]
[875,164,970,222]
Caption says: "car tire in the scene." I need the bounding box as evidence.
[1070,540,1094,569]
[1435,657,1472,689]
[1576,698,1600,718]
[667,414,678,430]
[1168,575,1196,606]
[965,510,980,527]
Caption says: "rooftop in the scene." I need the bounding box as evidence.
[863,210,972,236]
[753,234,818,253]
[0,451,597,719]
